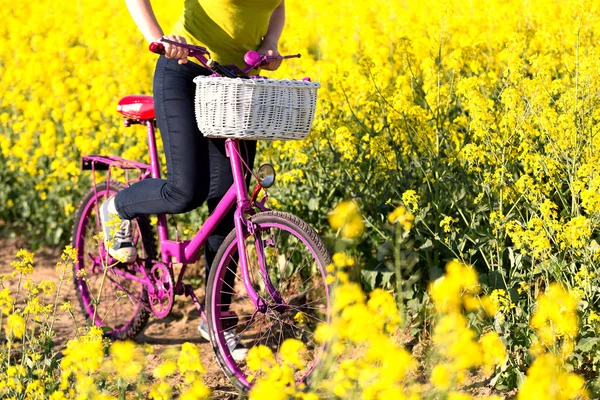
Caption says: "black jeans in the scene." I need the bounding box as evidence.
[115,55,256,274]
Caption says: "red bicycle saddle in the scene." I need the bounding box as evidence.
[117,95,155,120]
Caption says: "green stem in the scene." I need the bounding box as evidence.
[92,260,114,326]
[394,224,405,324]
[49,265,67,335]
[118,377,126,400]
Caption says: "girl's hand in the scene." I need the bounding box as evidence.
[257,41,282,71]
[160,34,189,64]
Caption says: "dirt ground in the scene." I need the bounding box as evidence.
[0,237,239,399]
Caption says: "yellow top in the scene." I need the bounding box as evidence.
[171,0,281,68]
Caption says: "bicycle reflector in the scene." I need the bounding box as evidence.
[258,164,276,188]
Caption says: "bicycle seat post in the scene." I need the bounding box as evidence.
[145,120,161,180]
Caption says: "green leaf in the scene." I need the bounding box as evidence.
[576,337,600,352]
[308,197,319,211]
[360,269,379,292]
[418,239,433,251]
[380,271,394,289]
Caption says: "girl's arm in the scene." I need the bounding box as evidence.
[124,0,189,63]
[258,0,286,71]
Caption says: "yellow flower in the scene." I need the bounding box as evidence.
[328,200,365,239]
[430,363,451,391]
[557,216,591,250]
[488,289,515,319]
[178,342,205,375]
[401,190,420,212]
[179,380,211,400]
[109,341,144,381]
[60,327,104,378]
[332,252,355,268]
[530,283,578,347]
[0,288,15,315]
[388,205,415,231]
[333,282,364,312]
[314,324,334,343]
[293,311,307,325]
[367,288,402,330]
[587,310,600,325]
[518,353,588,400]
[249,379,289,400]
[246,345,275,372]
[10,249,34,275]
[38,280,55,296]
[479,332,507,375]
[62,245,78,262]
[60,301,72,312]
[149,381,172,400]
[64,202,75,216]
[429,260,479,313]
[6,313,26,339]
[439,216,457,233]
[280,339,306,369]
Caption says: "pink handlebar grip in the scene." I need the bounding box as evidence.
[242,50,301,73]
[244,50,263,67]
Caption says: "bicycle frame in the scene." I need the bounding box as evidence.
[82,117,267,313]
[79,39,295,319]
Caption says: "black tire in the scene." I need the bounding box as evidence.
[70,180,157,340]
[205,211,332,392]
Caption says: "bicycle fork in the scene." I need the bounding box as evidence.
[226,139,285,315]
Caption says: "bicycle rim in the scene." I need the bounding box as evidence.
[206,211,331,391]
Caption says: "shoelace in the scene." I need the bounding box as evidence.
[224,330,240,349]
[114,220,133,244]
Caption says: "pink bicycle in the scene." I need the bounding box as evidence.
[71,39,331,391]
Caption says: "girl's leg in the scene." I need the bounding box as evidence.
[114,56,212,219]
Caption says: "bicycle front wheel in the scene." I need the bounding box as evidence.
[205,211,332,391]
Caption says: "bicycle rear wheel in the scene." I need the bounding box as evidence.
[71,180,157,340]
[205,211,332,391]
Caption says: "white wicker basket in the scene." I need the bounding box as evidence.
[193,76,320,140]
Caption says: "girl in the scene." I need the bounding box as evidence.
[100,0,286,360]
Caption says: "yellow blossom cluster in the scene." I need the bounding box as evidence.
[388,205,415,232]
[519,283,588,400]
[518,353,588,400]
[429,261,507,392]
[328,200,365,239]
[529,283,579,352]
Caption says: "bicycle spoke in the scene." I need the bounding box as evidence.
[288,295,328,309]
[252,317,275,348]
[219,276,255,309]
[276,317,319,350]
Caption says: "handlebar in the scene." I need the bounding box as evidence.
[149,39,210,57]
[241,50,301,73]
[149,38,301,78]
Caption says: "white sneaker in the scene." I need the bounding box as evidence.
[198,317,248,361]
[99,196,137,263]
